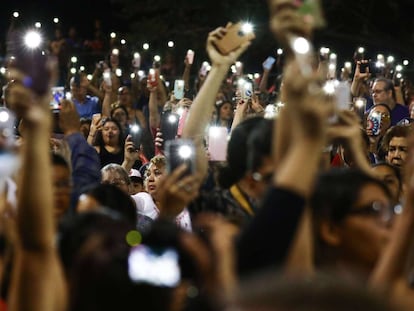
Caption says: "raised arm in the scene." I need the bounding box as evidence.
[8,73,67,311]
[182,25,252,179]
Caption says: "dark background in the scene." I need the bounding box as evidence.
[1,0,414,75]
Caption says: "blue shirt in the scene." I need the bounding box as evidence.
[73,95,101,119]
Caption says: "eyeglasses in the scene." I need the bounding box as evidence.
[347,201,402,225]
[372,89,386,95]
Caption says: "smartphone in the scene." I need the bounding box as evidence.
[7,29,51,96]
[174,80,185,100]
[128,244,180,287]
[186,49,194,65]
[239,80,253,101]
[199,62,210,77]
[208,126,228,162]
[263,56,276,71]
[367,112,382,136]
[160,111,180,142]
[164,139,196,175]
[213,22,255,55]
[50,86,65,109]
[103,69,112,87]
[147,68,159,88]
[129,123,142,150]
[297,0,326,29]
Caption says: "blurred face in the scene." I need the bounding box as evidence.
[101,170,129,193]
[336,183,393,270]
[129,181,143,195]
[52,165,72,221]
[372,81,392,105]
[371,165,401,204]
[386,136,408,167]
[250,156,275,199]
[118,87,132,106]
[219,102,233,121]
[70,84,87,101]
[102,121,121,146]
[112,108,128,127]
[145,163,165,198]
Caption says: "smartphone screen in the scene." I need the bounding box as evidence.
[164,139,195,175]
[174,80,185,100]
[129,123,142,150]
[263,56,276,70]
[208,126,228,162]
[161,112,180,142]
[128,245,180,287]
[50,86,65,109]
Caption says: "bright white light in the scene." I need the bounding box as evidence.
[376,61,384,68]
[277,48,283,55]
[320,47,330,55]
[0,67,6,75]
[65,92,72,100]
[53,17,59,24]
[254,73,260,79]
[134,52,140,59]
[87,74,92,80]
[387,56,394,63]
[176,107,184,117]
[247,74,253,80]
[13,12,19,18]
[403,60,409,66]
[292,37,310,55]
[168,114,178,124]
[235,61,242,68]
[143,43,149,50]
[121,39,126,45]
[110,32,116,39]
[237,78,246,87]
[231,65,237,74]
[167,41,174,48]
[323,81,336,95]
[131,124,140,133]
[35,22,41,28]
[71,56,77,63]
[206,65,211,71]
[209,126,222,138]
[80,66,85,71]
[138,70,145,77]
[0,111,10,123]
[130,73,136,79]
[354,98,366,109]
[328,63,336,71]
[329,53,337,61]
[178,145,193,159]
[115,68,122,77]
[358,47,365,54]
[344,62,352,70]
[70,68,77,74]
[154,55,161,62]
[241,23,253,34]
[24,31,42,49]
[396,65,403,72]
[396,73,402,79]
[112,48,119,55]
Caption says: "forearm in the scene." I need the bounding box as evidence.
[149,91,160,129]
[17,125,54,250]
[259,70,270,93]
[87,84,104,101]
[350,78,363,97]
[183,65,191,90]
[102,92,112,117]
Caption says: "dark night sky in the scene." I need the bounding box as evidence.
[2,0,414,75]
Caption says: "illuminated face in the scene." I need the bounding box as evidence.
[386,136,408,167]
[371,81,392,105]
[102,121,121,145]
[145,163,165,199]
[219,102,233,121]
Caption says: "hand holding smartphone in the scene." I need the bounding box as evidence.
[262,56,276,71]
[213,22,255,55]
[164,139,196,176]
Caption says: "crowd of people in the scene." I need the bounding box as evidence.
[1,1,414,311]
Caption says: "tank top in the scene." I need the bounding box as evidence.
[99,146,124,168]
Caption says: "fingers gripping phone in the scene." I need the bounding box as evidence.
[214,22,255,55]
